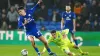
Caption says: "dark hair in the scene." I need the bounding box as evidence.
[66,4,70,6]
[50,30,56,33]
[17,6,24,11]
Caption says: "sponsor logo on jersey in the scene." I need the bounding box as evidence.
[66,17,71,20]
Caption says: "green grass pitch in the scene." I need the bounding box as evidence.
[0,45,100,56]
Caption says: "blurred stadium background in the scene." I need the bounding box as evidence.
[0,0,100,56]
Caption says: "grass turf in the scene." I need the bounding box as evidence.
[0,45,100,56]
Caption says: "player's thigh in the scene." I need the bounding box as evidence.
[27,35,34,42]
[33,30,47,43]
[38,36,47,43]
[34,30,42,38]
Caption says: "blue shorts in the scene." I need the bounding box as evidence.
[69,29,75,34]
[26,30,42,38]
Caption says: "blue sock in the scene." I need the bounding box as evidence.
[34,48,40,54]
[47,48,51,53]
[74,39,78,46]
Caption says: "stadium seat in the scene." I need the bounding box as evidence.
[42,21,49,26]
[46,25,56,30]
[49,21,56,25]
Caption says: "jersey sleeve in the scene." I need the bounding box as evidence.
[62,12,65,19]
[28,4,39,14]
[18,17,24,29]
[73,12,76,19]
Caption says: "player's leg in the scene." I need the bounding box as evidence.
[64,49,73,56]
[61,46,75,56]
[70,29,78,46]
[73,45,83,53]
[27,35,41,56]
[73,45,88,55]
[38,36,55,55]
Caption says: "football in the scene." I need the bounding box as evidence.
[21,49,28,56]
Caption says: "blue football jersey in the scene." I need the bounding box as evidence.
[62,11,76,30]
[18,4,40,35]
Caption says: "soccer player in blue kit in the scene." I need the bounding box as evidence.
[61,5,78,46]
[17,0,55,56]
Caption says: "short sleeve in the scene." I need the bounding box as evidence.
[18,16,24,29]
[62,12,65,19]
[73,12,76,19]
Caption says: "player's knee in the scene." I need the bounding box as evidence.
[29,39,34,43]
[74,45,78,49]
[42,40,48,45]
[28,36,34,42]
[43,41,48,45]
[68,52,73,56]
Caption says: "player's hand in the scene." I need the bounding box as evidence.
[23,19,28,26]
[37,0,42,4]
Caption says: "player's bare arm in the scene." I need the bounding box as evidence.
[22,19,28,26]
[37,0,42,4]
[61,18,64,29]
[73,19,76,32]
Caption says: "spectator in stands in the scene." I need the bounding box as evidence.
[36,4,47,21]
[23,0,35,9]
[75,0,85,4]
[60,0,72,10]
[0,8,7,28]
[0,14,8,30]
[81,3,89,22]
[99,22,100,31]
[7,6,19,30]
[0,9,1,19]
[82,20,91,31]
[35,4,47,25]
[76,15,82,31]
[47,9,53,21]
[2,8,7,14]
[97,2,100,18]
[74,2,82,16]
[52,10,61,22]
[91,20,99,31]
[89,0,98,22]
[37,17,44,25]
[23,0,27,9]
[85,0,92,6]
[40,25,47,31]
[15,4,19,10]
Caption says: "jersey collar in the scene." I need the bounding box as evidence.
[66,11,71,13]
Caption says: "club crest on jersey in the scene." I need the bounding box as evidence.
[69,15,71,17]
[28,14,31,16]
[18,17,20,21]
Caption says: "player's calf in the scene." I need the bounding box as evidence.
[38,36,56,55]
